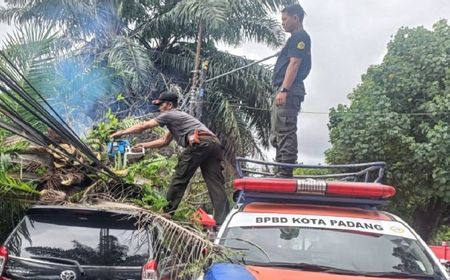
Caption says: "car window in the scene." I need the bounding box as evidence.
[221,226,439,276]
[5,211,150,266]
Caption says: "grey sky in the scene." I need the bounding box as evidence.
[0,0,12,46]
[0,0,449,164]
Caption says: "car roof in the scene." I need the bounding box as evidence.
[242,202,394,221]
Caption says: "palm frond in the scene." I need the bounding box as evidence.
[204,53,273,149]
[157,47,272,151]
[0,0,127,41]
[0,154,12,172]
[65,201,232,279]
[0,171,40,197]
[204,0,286,46]
[254,0,298,11]
[218,15,284,47]
[0,6,30,25]
[170,0,227,30]
[158,45,273,93]
[1,23,59,79]
[203,91,267,162]
[0,197,29,244]
[136,0,290,48]
[106,35,155,95]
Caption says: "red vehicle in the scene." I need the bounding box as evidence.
[430,243,450,271]
[430,243,450,261]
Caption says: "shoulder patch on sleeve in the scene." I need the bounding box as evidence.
[297,41,305,50]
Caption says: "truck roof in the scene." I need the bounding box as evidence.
[242,202,393,221]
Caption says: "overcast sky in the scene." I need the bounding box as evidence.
[0,1,11,39]
[0,0,449,164]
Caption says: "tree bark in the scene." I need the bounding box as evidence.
[412,197,448,242]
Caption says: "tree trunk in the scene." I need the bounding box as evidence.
[412,197,447,242]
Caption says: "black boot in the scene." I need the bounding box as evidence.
[276,168,293,178]
[275,160,295,178]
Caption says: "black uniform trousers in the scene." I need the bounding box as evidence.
[270,83,305,176]
[164,136,230,225]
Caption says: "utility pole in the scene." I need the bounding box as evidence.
[196,60,208,119]
[189,22,205,116]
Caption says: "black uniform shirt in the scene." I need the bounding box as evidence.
[273,30,311,87]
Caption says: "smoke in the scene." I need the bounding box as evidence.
[40,57,119,136]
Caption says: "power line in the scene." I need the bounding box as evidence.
[187,53,449,119]
[204,52,279,83]
[207,102,450,117]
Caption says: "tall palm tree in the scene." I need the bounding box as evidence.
[0,0,296,159]
[0,23,61,133]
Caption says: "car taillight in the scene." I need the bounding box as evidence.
[0,246,8,276]
[141,259,157,280]
[234,178,396,199]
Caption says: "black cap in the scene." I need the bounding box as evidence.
[152,92,178,105]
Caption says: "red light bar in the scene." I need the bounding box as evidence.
[234,178,297,193]
[233,178,396,199]
[326,181,395,198]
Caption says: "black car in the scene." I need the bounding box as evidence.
[0,204,156,280]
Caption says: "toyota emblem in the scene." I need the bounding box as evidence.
[60,270,77,280]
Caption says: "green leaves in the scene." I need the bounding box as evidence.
[0,198,29,243]
[0,171,39,196]
[0,0,289,160]
[326,20,450,241]
[86,109,121,143]
[106,36,155,94]
[127,155,177,186]
[126,155,177,211]
[172,0,227,30]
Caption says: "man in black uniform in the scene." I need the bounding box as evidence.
[271,4,311,177]
[110,92,229,225]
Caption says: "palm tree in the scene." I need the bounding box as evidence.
[0,0,296,159]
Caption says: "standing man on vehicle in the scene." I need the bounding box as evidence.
[271,4,311,177]
[110,91,230,225]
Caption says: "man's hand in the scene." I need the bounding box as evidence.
[131,143,145,152]
[110,130,124,139]
[275,92,288,106]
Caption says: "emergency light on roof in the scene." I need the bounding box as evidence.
[233,178,396,199]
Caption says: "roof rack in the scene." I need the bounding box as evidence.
[235,157,386,183]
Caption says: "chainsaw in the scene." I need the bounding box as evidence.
[107,139,145,168]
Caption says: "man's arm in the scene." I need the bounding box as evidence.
[110,119,160,138]
[276,56,302,106]
[134,131,173,149]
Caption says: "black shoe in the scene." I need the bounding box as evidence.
[275,169,293,178]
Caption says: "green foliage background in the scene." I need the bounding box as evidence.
[326,20,450,242]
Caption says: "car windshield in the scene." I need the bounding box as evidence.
[221,226,441,277]
[5,211,150,266]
